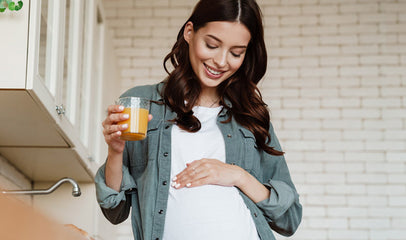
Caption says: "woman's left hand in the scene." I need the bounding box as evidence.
[171,158,245,189]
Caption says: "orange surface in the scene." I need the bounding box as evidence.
[118,108,149,141]
[0,194,88,240]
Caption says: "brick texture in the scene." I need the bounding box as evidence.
[102,0,406,239]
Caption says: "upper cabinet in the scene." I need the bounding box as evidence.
[0,0,113,182]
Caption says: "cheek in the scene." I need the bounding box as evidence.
[189,43,210,74]
[229,58,245,72]
[193,45,211,61]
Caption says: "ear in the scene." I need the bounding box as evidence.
[183,21,194,44]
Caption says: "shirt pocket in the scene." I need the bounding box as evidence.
[130,119,162,171]
[146,119,162,161]
[239,128,261,178]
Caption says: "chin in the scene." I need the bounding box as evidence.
[198,73,230,89]
[200,78,224,89]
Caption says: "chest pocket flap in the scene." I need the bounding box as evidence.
[147,119,162,133]
[239,128,258,148]
[238,128,261,177]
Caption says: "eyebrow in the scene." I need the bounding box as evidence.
[206,34,248,49]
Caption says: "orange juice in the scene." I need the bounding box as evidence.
[118,108,149,141]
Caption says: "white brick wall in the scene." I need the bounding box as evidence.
[103,0,406,239]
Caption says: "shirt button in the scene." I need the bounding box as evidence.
[159,209,164,214]
[163,181,168,185]
[163,152,168,157]
[165,125,170,129]
[155,238,159,240]
[254,213,258,217]
[227,134,232,138]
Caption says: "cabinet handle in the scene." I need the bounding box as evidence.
[56,105,65,115]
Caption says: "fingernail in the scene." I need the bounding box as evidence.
[186,183,191,187]
[122,124,128,129]
[172,176,177,181]
[171,182,176,187]
[123,114,129,119]
[175,183,181,188]
[119,106,124,111]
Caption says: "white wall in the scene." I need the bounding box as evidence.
[0,155,31,203]
[103,0,406,239]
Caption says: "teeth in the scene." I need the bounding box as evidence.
[206,65,221,75]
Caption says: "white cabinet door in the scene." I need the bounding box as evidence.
[28,0,103,158]
[79,0,106,162]
[61,0,86,131]
[26,0,65,126]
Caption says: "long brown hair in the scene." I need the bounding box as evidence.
[162,0,283,156]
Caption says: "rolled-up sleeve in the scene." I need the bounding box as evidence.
[94,142,138,225]
[255,122,302,236]
[257,180,299,220]
[95,162,136,209]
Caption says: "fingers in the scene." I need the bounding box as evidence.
[102,104,128,131]
[102,104,155,147]
[103,122,128,138]
[103,105,153,126]
[171,160,214,189]
[171,164,195,189]
[105,105,125,124]
[171,171,207,189]
[101,105,127,149]
[107,104,124,114]
[171,159,240,189]
[103,106,128,126]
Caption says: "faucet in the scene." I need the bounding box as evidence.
[1,177,81,197]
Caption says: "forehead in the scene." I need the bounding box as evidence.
[196,21,251,46]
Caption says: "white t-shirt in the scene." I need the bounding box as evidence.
[162,106,260,240]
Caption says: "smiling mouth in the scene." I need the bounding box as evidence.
[204,63,225,77]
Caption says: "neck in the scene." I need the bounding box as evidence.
[197,88,220,108]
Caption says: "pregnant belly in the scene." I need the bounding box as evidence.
[162,185,260,240]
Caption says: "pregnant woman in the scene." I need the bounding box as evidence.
[95,0,302,239]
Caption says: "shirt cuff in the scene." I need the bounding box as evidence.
[256,180,297,220]
[95,163,136,209]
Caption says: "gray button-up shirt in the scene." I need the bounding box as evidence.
[95,83,302,240]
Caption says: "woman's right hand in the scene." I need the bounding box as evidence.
[102,105,128,154]
[102,105,153,154]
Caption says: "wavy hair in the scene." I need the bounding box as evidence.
[162,0,283,156]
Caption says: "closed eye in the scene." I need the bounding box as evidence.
[206,43,217,49]
[231,52,242,58]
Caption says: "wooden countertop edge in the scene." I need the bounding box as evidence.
[0,194,91,240]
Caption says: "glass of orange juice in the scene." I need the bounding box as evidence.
[116,97,150,141]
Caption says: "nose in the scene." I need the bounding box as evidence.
[213,50,227,68]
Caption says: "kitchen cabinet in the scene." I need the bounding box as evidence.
[0,0,120,239]
[0,0,110,181]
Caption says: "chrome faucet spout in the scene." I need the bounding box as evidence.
[1,177,81,197]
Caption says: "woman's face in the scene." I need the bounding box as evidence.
[184,21,251,91]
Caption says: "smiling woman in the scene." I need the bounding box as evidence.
[95,0,302,240]
[184,21,250,92]
[162,0,275,153]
